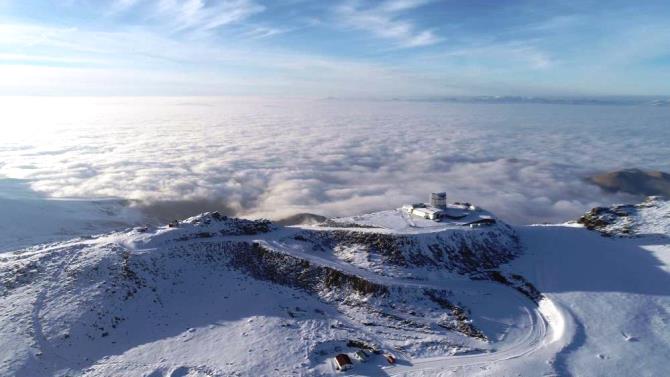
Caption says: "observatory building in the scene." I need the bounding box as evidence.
[430,192,447,209]
[402,192,448,221]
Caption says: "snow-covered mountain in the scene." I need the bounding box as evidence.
[1,200,668,376]
[0,189,142,254]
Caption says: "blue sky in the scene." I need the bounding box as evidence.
[1,0,669,97]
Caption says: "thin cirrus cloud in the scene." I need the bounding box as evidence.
[0,19,453,97]
[155,0,265,32]
[1,0,669,96]
[335,0,442,48]
[109,0,267,33]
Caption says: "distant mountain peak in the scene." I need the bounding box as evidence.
[588,169,670,197]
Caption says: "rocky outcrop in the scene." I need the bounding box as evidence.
[290,224,520,276]
[227,242,389,297]
[424,290,486,340]
[579,205,636,235]
[470,271,542,304]
[578,196,668,236]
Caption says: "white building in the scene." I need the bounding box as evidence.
[412,207,443,220]
[403,193,448,221]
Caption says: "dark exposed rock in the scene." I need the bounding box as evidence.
[217,218,273,236]
[320,220,380,229]
[424,290,486,340]
[578,196,666,236]
[290,225,520,275]
[227,242,389,297]
[579,205,634,235]
[470,271,542,304]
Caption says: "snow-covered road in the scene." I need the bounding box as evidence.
[256,231,573,377]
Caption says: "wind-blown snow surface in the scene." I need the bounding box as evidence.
[506,226,670,377]
[0,179,142,253]
[0,200,669,376]
[2,96,669,224]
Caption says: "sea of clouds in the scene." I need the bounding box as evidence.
[1,96,668,224]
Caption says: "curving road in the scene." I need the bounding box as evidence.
[258,234,573,377]
[387,296,570,376]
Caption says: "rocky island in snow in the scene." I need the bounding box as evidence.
[1,197,669,377]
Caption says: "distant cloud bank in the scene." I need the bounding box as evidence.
[1,97,668,224]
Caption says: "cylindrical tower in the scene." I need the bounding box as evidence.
[430,192,447,209]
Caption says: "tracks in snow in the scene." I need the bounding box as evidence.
[386,297,568,376]
[257,237,572,376]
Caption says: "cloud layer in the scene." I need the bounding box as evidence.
[1,97,668,224]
